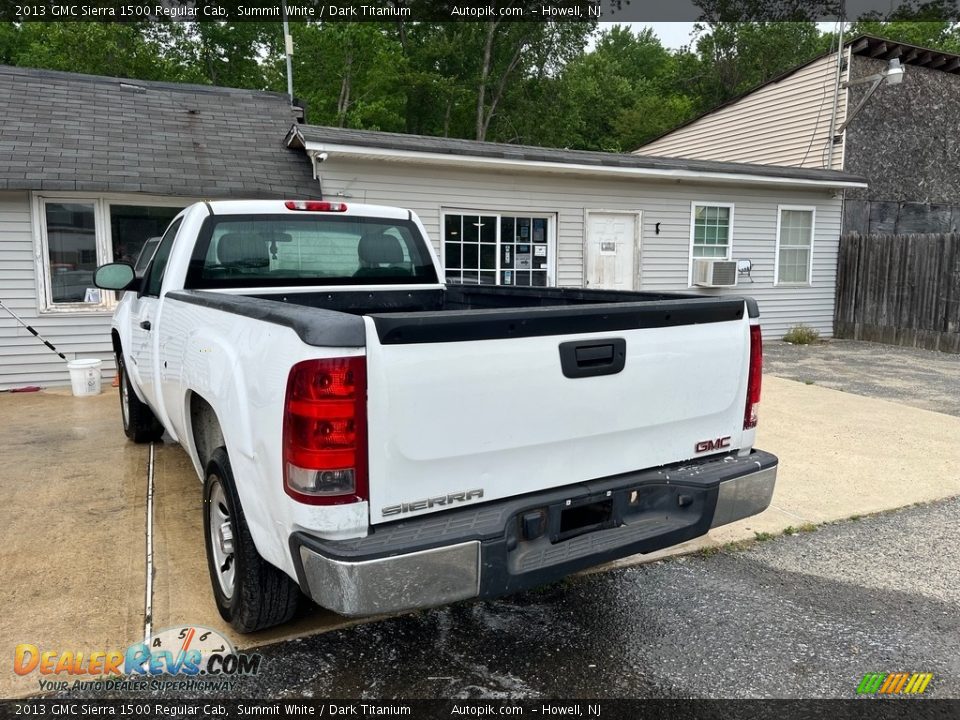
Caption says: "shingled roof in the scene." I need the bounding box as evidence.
[0,64,317,198]
[287,124,867,187]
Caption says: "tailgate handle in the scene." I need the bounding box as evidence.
[559,338,626,378]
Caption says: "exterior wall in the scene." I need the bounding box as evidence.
[0,191,116,389]
[318,158,843,339]
[1,170,844,388]
[842,55,960,234]
[637,54,848,171]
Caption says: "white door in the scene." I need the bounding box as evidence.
[586,212,638,291]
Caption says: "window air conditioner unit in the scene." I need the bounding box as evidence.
[693,259,738,287]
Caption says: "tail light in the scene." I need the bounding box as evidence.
[283,357,367,505]
[284,200,348,212]
[744,324,763,429]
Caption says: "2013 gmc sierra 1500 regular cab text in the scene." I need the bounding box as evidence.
[94,200,778,633]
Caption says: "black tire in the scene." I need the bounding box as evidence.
[202,447,300,633]
[117,355,164,443]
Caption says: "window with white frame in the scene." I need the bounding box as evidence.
[442,211,553,287]
[35,195,185,311]
[776,207,815,285]
[691,204,733,261]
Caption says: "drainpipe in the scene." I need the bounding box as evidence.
[825,19,846,170]
[282,0,294,103]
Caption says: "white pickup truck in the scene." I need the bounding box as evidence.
[95,200,777,633]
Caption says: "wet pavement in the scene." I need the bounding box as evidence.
[109,497,960,700]
[765,339,960,417]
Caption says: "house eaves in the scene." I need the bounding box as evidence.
[286,125,867,190]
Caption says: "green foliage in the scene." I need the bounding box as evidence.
[5,19,958,152]
[687,22,833,111]
[846,20,960,54]
[783,324,821,344]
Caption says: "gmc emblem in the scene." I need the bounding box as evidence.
[695,436,731,453]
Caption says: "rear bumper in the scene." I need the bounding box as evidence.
[290,449,777,616]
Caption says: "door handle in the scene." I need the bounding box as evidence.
[139,320,152,331]
[558,338,626,378]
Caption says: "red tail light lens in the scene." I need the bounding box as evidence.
[744,325,763,429]
[283,357,367,505]
[284,200,348,212]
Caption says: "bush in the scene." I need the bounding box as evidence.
[783,324,820,345]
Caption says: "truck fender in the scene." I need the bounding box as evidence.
[179,329,256,464]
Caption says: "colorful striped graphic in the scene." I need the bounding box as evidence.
[857,672,933,695]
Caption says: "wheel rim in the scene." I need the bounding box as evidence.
[208,478,236,599]
[119,367,130,429]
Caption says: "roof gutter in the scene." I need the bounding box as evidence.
[288,133,866,190]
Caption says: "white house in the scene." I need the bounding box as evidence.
[285,125,865,341]
[0,65,866,390]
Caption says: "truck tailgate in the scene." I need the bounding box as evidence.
[362,299,752,524]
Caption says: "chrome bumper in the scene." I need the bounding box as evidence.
[294,451,778,617]
[298,541,481,616]
[710,465,777,528]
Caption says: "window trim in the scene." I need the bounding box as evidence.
[31,192,193,313]
[439,208,557,288]
[774,204,816,287]
[688,201,735,287]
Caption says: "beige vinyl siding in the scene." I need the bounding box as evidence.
[638,53,849,171]
[318,158,843,339]
[0,191,116,389]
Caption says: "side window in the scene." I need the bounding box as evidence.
[143,218,183,297]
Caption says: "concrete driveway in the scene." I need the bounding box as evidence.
[2,349,959,698]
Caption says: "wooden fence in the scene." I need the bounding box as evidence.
[835,233,960,354]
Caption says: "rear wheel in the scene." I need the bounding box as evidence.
[117,356,164,443]
[203,447,300,633]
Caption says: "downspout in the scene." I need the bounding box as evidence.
[307,150,327,199]
[825,19,846,170]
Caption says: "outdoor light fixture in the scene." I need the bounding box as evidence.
[835,58,906,136]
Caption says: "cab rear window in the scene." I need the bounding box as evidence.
[185,214,438,288]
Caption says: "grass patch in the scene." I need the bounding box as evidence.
[804,379,815,385]
[799,522,818,533]
[783,324,821,345]
[783,526,798,536]
[754,531,776,542]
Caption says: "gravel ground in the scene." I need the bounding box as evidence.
[63,497,957,700]
[764,339,960,416]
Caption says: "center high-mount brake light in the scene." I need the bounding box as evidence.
[743,324,763,429]
[284,200,348,212]
[283,357,367,505]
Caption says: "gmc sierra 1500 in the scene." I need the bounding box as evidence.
[95,200,777,632]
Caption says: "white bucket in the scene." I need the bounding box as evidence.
[67,358,102,397]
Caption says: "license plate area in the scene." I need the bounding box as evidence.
[555,498,616,542]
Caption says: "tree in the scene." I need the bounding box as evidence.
[688,22,831,110]
[846,20,960,53]
[5,22,179,80]
[545,25,695,151]
[290,22,406,130]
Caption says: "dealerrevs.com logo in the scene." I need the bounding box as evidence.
[14,625,261,692]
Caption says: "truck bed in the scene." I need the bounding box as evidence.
[168,285,757,347]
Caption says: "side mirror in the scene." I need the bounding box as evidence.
[94,263,137,291]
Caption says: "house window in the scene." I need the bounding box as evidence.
[442,212,552,287]
[776,207,815,285]
[35,195,186,311]
[691,203,733,260]
[43,201,98,304]
[110,204,182,267]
